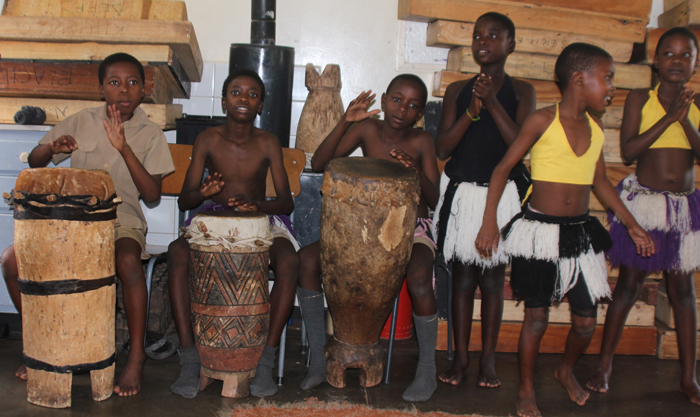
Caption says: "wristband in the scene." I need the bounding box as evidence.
[466,109,480,122]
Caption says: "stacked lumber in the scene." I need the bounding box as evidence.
[406,0,662,355]
[0,0,201,129]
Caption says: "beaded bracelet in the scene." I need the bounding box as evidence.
[466,109,480,122]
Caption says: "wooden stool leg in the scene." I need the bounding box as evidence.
[90,364,115,402]
[26,368,72,408]
[221,371,252,398]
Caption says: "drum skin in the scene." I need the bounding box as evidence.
[14,168,117,408]
[320,157,419,387]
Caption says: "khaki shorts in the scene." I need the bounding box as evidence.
[114,221,149,260]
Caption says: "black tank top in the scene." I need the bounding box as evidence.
[444,74,530,184]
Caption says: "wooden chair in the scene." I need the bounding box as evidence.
[144,144,305,367]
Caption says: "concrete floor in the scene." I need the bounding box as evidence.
[1,322,699,417]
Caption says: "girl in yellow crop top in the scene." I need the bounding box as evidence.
[472,43,654,417]
[589,27,700,406]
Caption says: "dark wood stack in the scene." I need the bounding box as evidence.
[399,0,664,356]
[0,0,202,129]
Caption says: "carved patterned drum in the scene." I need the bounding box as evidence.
[12,168,120,408]
[320,157,420,388]
[185,211,272,398]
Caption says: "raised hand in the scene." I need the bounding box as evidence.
[345,90,381,123]
[50,135,78,154]
[475,221,500,259]
[199,172,225,197]
[103,104,127,152]
[228,194,259,212]
[390,148,417,170]
[667,87,695,124]
[627,224,655,258]
[473,74,498,109]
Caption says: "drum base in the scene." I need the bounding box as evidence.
[200,366,254,398]
[325,337,383,388]
[26,364,114,408]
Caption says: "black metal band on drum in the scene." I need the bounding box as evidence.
[11,191,119,221]
[23,352,117,374]
[17,275,117,296]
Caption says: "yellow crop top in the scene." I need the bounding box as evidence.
[529,104,604,185]
[642,85,700,150]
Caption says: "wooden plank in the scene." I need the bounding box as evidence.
[447,48,652,90]
[0,41,191,99]
[0,16,202,82]
[1,0,145,19]
[646,28,700,63]
[658,0,700,28]
[144,0,188,21]
[656,321,700,359]
[0,97,181,130]
[427,20,634,63]
[397,0,648,43]
[472,299,654,326]
[504,0,653,19]
[665,0,686,12]
[436,320,658,355]
[432,71,630,105]
[655,287,700,330]
[0,61,173,104]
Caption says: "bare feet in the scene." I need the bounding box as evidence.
[113,353,145,397]
[439,357,468,385]
[586,364,611,393]
[554,366,589,406]
[15,364,26,380]
[516,391,541,417]
[680,380,700,405]
[478,361,501,388]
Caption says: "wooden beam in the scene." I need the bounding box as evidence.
[0,97,181,130]
[658,0,700,28]
[437,320,658,355]
[427,20,634,63]
[665,0,686,12]
[144,0,188,21]
[504,0,653,19]
[432,71,631,105]
[1,0,145,19]
[398,0,648,43]
[447,48,651,89]
[0,16,202,82]
[0,61,174,104]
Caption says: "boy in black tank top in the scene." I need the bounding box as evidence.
[434,12,536,388]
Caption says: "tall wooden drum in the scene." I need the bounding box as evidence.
[12,168,120,408]
[185,211,272,398]
[320,157,420,388]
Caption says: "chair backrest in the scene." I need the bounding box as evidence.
[160,143,304,198]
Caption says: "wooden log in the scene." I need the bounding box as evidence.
[0,61,173,104]
[655,287,700,330]
[1,0,188,20]
[397,0,648,43]
[656,321,700,359]
[427,20,634,63]
[504,0,653,19]
[472,299,654,326]
[436,320,658,355]
[646,28,700,63]
[658,0,700,29]
[0,97,181,129]
[432,71,630,105]
[447,48,651,90]
[0,16,202,82]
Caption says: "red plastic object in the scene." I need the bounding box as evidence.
[380,279,413,340]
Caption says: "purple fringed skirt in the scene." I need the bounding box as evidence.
[607,174,700,273]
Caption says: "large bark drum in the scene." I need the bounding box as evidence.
[185,211,272,398]
[12,168,120,408]
[320,157,420,388]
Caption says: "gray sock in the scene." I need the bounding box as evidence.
[250,345,278,397]
[298,287,327,390]
[402,313,438,402]
[171,345,200,399]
